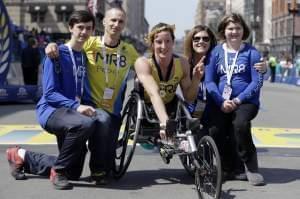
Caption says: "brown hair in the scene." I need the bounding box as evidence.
[68,10,95,29]
[184,25,217,62]
[217,13,250,41]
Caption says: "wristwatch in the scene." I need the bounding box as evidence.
[233,98,241,105]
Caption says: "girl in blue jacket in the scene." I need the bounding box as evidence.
[205,13,265,186]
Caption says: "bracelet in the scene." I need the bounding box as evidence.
[159,123,166,130]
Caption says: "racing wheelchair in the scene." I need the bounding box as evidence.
[113,80,222,199]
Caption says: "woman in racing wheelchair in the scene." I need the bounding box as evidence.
[115,22,222,199]
[134,22,204,143]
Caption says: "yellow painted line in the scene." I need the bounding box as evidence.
[0,126,17,136]
[253,127,300,148]
[0,125,55,145]
[0,125,299,148]
[27,130,56,144]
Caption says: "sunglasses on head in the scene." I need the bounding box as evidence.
[192,36,210,43]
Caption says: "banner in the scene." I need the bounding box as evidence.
[0,85,42,103]
[0,1,11,85]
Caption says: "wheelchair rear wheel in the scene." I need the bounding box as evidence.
[195,136,222,199]
[113,97,140,179]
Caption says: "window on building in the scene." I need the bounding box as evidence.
[28,4,47,23]
[280,20,284,37]
[55,4,74,23]
[288,3,300,15]
[287,18,293,36]
[57,13,71,22]
[30,13,45,23]
[275,22,278,38]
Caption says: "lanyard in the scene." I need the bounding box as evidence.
[200,82,206,101]
[101,37,121,86]
[224,44,239,86]
[66,44,85,99]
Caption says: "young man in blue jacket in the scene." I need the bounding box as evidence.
[6,10,96,190]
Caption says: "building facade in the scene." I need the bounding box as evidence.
[271,0,300,59]
[4,0,87,37]
[121,0,148,52]
[229,0,245,15]
[244,0,265,50]
[3,0,148,52]
[195,0,226,33]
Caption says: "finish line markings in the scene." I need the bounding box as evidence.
[0,125,299,148]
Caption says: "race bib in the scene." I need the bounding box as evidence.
[222,84,232,100]
[103,87,114,99]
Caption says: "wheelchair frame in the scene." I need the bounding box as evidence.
[113,85,222,199]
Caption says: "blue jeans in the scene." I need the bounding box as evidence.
[88,109,121,175]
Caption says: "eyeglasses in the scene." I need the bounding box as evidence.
[192,36,210,43]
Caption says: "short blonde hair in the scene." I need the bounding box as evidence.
[145,23,175,48]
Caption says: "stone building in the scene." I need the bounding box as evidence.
[195,0,226,33]
[4,0,87,39]
[271,0,300,59]
[3,0,148,52]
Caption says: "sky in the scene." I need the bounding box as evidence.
[145,0,198,39]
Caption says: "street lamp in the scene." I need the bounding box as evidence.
[288,0,298,62]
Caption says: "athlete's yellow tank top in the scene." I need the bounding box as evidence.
[144,56,184,104]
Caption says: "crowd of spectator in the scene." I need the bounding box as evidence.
[10,27,67,85]
[266,51,300,84]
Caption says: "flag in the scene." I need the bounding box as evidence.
[87,0,98,16]
[0,0,12,85]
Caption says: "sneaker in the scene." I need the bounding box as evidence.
[91,171,109,185]
[234,172,247,181]
[246,171,265,186]
[50,168,73,190]
[6,146,26,180]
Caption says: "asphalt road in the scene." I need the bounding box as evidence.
[1,81,300,128]
[0,81,300,199]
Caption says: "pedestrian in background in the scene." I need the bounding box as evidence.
[21,37,40,85]
[268,55,277,82]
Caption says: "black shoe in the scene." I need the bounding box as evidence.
[222,171,234,182]
[91,171,109,185]
[50,168,73,190]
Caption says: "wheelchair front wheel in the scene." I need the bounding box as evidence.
[113,97,140,179]
[195,136,222,199]
[179,154,196,177]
